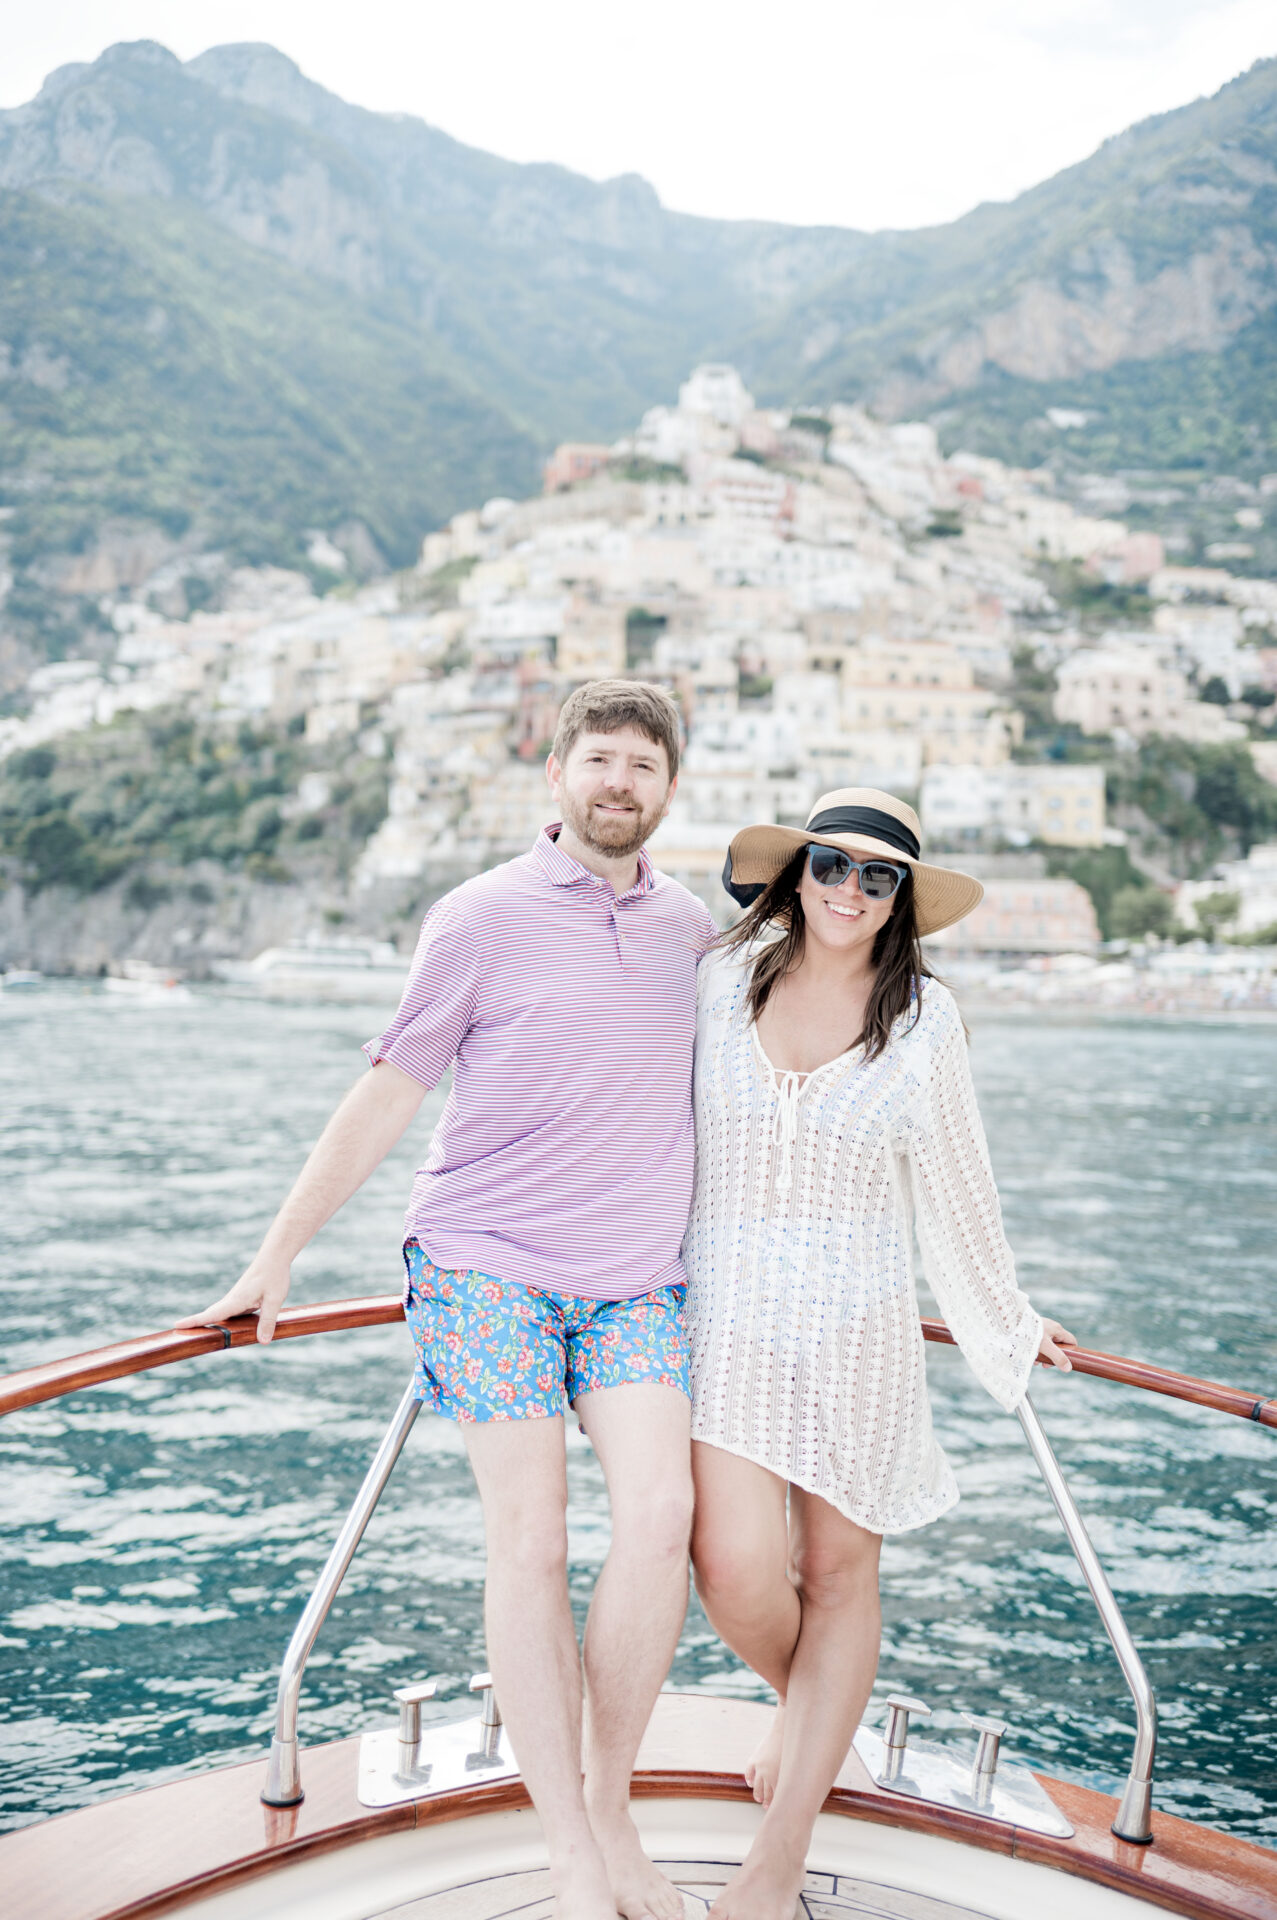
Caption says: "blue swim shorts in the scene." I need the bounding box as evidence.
[402,1240,691,1423]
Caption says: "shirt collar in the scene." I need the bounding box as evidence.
[533,824,656,901]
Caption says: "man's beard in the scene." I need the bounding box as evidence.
[560,786,663,858]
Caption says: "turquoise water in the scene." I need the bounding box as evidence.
[0,989,1274,1840]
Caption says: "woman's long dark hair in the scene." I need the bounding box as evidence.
[720,845,932,1061]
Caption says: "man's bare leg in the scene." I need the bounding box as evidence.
[691,1444,801,1806]
[463,1415,615,1920]
[577,1384,695,1920]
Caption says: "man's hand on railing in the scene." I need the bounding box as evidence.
[175,1060,426,1348]
[1037,1317,1079,1372]
[177,1257,292,1344]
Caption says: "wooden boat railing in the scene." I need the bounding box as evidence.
[1,1302,1273,1847]
[2,1297,1274,1425]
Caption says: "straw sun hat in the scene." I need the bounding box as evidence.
[723,787,984,938]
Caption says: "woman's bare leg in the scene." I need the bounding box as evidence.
[711,1487,882,1920]
[690,1443,800,1803]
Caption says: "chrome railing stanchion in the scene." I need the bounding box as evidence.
[1016,1393,1157,1843]
[262,1378,421,1807]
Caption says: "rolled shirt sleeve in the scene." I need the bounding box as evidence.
[364,895,480,1089]
[691,901,719,958]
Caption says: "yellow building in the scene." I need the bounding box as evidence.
[1030,764,1107,846]
[556,593,627,679]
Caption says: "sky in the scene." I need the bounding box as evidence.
[2,0,1274,232]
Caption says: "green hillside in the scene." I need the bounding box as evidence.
[927,316,1277,474]
[0,186,539,653]
[1,38,1275,666]
[0,706,389,898]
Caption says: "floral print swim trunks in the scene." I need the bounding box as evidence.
[402,1240,691,1422]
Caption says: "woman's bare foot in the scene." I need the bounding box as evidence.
[549,1838,624,1920]
[587,1804,684,1920]
[707,1834,806,1920]
[743,1705,785,1807]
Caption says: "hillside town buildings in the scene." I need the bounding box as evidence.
[1176,843,1277,940]
[3,366,1275,960]
[1053,645,1245,743]
[928,878,1101,956]
[919,762,1107,848]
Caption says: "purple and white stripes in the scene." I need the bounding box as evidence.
[366,826,718,1300]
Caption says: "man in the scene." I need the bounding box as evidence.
[180,679,717,1920]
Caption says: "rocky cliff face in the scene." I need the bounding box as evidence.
[876,223,1275,416]
[12,39,1269,423]
[1,44,394,296]
[750,58,1277,424]
[0,39,1274,645]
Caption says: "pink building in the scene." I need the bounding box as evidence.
[1086,533,1165,584]
[928,879,1100,954]
[543,444,613,493]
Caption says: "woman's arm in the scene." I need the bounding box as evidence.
[175,1059,426,1343]
[905,1001,1076,1407]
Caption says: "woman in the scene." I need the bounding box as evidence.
[684,787,1077,1920]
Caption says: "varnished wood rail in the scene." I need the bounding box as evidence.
[0,1296,405,1416]
[917,1320,1277,1428]
[0,1296,1272,1427]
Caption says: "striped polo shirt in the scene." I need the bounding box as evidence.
[365,824,719,1300]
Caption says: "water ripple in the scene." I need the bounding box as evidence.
[0,994,1274,1841]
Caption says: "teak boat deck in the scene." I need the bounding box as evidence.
[4,1696,1277,1920]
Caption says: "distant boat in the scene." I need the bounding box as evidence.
[214,936,409,1002]
[102,975,194,1005]
[98,960,194,1005]
[0,969,44,991]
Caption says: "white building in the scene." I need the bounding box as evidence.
[1177,844,1277,939]
[678,364,755,430]
[920,761,1106,847]
[800,728,923,795]
[1151,602,1247,697]
[684,709,802,769]
[632,405,705,468]
[629,365,757,468]
[1054,645,1245,742]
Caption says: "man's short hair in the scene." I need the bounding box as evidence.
[552,679,682,780]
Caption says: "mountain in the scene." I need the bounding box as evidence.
[1,39,1275,663]
[744,56,1277,476]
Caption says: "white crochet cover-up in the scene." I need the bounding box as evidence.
[684,946,1043,1535]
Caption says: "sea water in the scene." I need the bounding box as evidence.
[0,988,1273,1839]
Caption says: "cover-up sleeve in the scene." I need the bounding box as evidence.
[363,894,480,1088]
[903,997,1042,1411]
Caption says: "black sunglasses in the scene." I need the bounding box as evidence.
[807,844,908,899]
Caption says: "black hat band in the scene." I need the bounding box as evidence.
[805,806,920,860]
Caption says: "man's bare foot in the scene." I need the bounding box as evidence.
[587,1805,685,1920]
[743,1705,785,1808]
[707,1835,806,1920]
[549,1838,622,1920]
